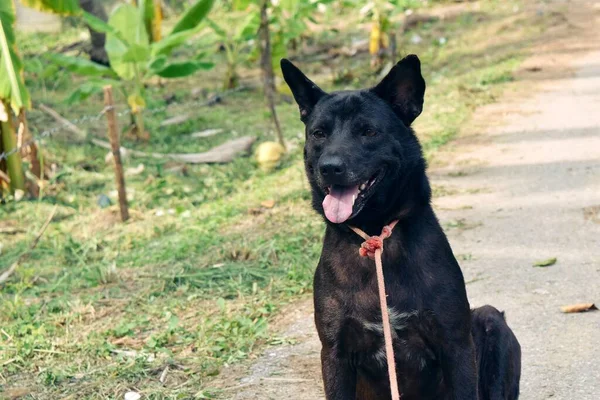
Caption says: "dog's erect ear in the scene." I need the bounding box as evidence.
[281,59,326,121]
[371,54,426,126]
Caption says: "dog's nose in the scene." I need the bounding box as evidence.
[319,155,346,179]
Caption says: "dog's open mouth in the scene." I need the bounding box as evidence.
[322,170,385,223]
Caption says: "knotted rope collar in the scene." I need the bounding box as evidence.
[349,219,401,400]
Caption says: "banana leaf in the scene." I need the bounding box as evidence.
[20,0,81,16]
[171,0,215,35]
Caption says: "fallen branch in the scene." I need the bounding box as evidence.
[0,205,58,285]
[91,136,256,164]
[160,114,190,127]
[38,104,87,142]
[190,128,224,138]
[0,226,25,235]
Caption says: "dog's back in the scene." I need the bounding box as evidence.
[472,305,521,400]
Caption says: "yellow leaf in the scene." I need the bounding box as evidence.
[127,94,146,113]
[369,23,381,55]
[381,32,389,49]
[151,0,163,42]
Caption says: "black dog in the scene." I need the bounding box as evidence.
[281,55,521,400]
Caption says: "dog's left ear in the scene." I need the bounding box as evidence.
[371,54,426,126]
[281,59,326,121]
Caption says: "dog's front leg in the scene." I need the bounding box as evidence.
[321,345,356,400]
[446,336,479,400]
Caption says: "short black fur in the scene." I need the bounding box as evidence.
[281,55,521,400]
[471,306,521,400]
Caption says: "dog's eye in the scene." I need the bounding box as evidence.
[311,130,325,139]
[364,129,377,137]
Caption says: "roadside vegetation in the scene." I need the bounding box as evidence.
[0,0,564,398]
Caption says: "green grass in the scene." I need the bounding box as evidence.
[0,1,561,398]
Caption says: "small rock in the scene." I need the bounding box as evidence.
[124,392,141,400]
[410,34,423,45]
[126,163,145,176]
[96,194,112,208]
[14,189,25,202]
[180,210,192,218]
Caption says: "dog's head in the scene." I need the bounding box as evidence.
[281,55,429,225]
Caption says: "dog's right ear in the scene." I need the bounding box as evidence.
[281,59,326,121]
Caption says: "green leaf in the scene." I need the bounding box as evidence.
[0,9,30,112]
[232,0,252,11]
[234,13,260,41]
[46,53,118,78]
[121,44,151,63]
[168,315,180,331]
[105,4,150,80]
[0,0,16,44]
[155,61,214,78]
[206,18,226,38]
[20,0,81,16]
[533,257,557,267]
[150,28,200,57]
[65,79,120,105]
[147,55,167,74]
[171,0,215,35]
[82,11,122,40]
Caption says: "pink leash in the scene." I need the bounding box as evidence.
[349,220,400,400]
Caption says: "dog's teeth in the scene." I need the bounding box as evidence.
[352,194,356,204]
[360,183,366,191]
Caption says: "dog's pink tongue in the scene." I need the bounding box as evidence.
[323,185,359,223]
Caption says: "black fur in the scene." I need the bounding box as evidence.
[281,55,521,400]
[471,306,521,400]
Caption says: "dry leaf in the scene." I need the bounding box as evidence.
[261,199,276,208]
[560,303,597,313]
[533,257,557,267]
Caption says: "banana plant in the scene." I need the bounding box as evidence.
[359,0,395,66]
[47,0,216,138]
[0,0,30,193]
[132,0,163,42]
[19,0,80,15]
[206,13,259,89]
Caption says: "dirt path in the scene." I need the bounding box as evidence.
[221,2,600,399]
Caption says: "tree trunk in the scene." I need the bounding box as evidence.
[0,101,25,192]
[18,110,40,197]
[258,0,285,149]
[79,0,109,66]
